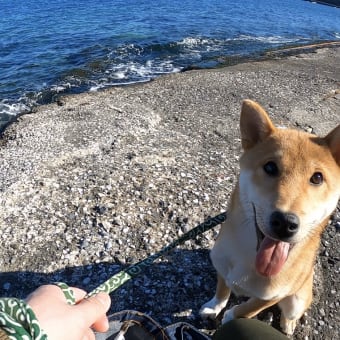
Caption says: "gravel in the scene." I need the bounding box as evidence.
[0,46,339,339]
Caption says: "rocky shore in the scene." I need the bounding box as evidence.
[0,46,339,339]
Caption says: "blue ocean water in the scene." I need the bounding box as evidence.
[0,0,339,128]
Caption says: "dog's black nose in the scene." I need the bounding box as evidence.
[270,211,299,240]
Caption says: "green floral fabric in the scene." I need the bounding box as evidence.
[0,298,47,340]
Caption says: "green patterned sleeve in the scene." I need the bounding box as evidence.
[0,298,48,340]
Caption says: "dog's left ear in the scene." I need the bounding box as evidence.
[325,124,340,166]
[240,99,276,149]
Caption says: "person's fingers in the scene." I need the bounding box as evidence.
[75,292,111,328]
[91,314,110,332]
[63,287,109,330]
[69,287,87,303]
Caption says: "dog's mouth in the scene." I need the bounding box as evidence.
[252,204,293,277]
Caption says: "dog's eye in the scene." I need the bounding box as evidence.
[263,161,279,176]
[310,172,323,185]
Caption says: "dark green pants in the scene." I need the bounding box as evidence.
[213,319,288,340]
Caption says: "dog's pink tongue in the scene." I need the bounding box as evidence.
[255,237,290,277]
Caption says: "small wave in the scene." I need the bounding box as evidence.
[177,36,225,52]
[177,37,215,47]
[105,59,181,82]
[0,101,30,117]
[236,34,307,45]
[112,71,126,80]
[89,79,149,92]
[86,58,182,92]
[174,35,309,59]
[0,81,81,128]
[178,35,305,48]
[0,100,31,129]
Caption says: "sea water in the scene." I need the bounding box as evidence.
[0,0,339,128]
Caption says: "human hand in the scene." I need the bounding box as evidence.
[26,284,111,340]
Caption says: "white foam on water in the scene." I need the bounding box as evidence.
[107,59,180,81]
[175,34,308,59]
[89,79,151,92]
[89,85,101,92]
[113,71,126,79]
[177,35,304,50]
[177,37,220,52]
[237,34,306,44]
[51,85,69,93]
[87,57,182,92]
[0,100,30,117]
[178,37,211,47]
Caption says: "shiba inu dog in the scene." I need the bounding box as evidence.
[200,100,340,335]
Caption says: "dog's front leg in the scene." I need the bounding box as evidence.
[222,297,281,324]
[200,274,231,319]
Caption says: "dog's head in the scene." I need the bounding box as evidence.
[238,100,340,276]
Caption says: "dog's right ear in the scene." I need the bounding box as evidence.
[240,99,276,150]
[325,124,340,166]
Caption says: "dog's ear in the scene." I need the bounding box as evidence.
[325,124,340,166]
[240,99,276,149]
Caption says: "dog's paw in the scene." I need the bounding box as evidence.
[199,306,220,320]
[199,297,227,320]
[221,305,237,324]
[280,315,297,337]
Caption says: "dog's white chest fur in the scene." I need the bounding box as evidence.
[209,214,292,300]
